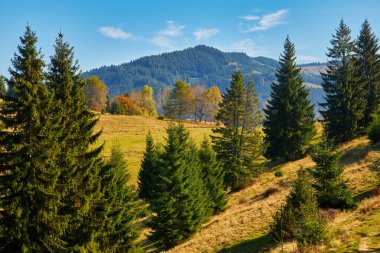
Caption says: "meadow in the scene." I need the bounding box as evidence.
[94,114,214,185]
[95,114,380,252]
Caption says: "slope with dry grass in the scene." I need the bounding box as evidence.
[167,137,380,253]
[94,115,379,252]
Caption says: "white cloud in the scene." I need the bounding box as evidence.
[150,35,175,49]
[232,39,264,56]
[297,55,321,62]
[239,15,260,21]
[193,28,219,40]
[99,26,134,39]
[150,20,185,48]
[159,20,185,37]
[242,9,288,32]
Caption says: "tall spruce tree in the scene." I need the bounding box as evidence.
[212,71,264,191]
[149,124,210,249]
[264,36,316,161]
[0,25,65,252]
[198,137,227,214]
[355,19,380,130]
[138,131,159,202]
[47,32,104,250]
[320,19,366,143]
[97,144,142,253]
[311,139,356,209]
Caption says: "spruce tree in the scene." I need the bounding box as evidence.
[355,20,380,130]
[199,137,227,214]
[212,71,264,191]
[0,25,65,252]
[311,139,356,209]
[320,19,366,143]
[264,36,316,161]
[97,144,142,253]
[368,106,380,143]
[149,124,210,249]
[138,131,159,202]
[47,32,104,250]
[0,75,6,97]
[271,171,326,244]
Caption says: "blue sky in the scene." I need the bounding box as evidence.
[1,0,380,76]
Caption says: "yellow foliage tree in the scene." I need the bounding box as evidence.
[84,76,108,112]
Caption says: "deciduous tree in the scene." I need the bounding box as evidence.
[165,80,194,119]
[84,75,108,112]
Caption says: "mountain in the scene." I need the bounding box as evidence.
[83,45,325,106]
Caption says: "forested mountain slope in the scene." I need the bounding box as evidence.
[84,45,324,106]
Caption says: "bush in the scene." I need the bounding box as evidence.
[368,107,380,143]
[311,140,356,209]
[296,218,326,245]
[274,169,283,177]
[271,171,326,244]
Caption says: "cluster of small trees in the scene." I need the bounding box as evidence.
[0,26,142,252]
[138,126,226,249]
[271,138,356,247]
[164,80,222,121]
[108,85,158,116]
[322,19,380,143]
[270,18,380,248]
[83,74,222,121]
[133,19,380,250]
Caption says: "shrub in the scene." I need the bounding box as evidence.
[271,171,326,244]
[274,169,284,177]
[296,218,327,245]
[311,140,356,209]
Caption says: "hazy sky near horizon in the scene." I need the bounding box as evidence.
[1,0,380,75]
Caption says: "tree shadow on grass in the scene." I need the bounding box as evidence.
[218,233,272,253]
[354,189,378,203]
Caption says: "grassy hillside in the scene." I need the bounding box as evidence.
[95,115,379,252]
[94,114,213,185]
[167,138,380,253]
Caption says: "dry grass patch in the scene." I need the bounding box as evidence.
[167,137,379,253]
